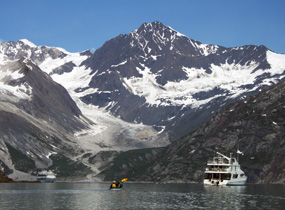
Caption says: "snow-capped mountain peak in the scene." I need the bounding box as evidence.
[134,21,184,39]
[130,21,222,57]
[81,21,285,140]
[130,21,197,55]
[18,39,37,48]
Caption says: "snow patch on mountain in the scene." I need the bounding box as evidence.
[0,54,7,65]
[0,83,32,100]
[266,51,285,77]
[111,60,127,68]
[0,63,32,100]
[52,66,94,94]
[123,64,161,104]
[168,26,186,38]
[19,39,37,48]
[39,52,89,75]
[122,59,264,107]
[198,43,220,56]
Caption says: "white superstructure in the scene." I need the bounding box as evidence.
[204,152,247,186]
[37,170,56,183]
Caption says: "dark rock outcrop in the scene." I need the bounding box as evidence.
[146,80,285,183]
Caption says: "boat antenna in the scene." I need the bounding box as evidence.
[237,140,240,162]
[236,149,244,162]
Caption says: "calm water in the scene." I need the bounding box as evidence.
[0,183,284,210]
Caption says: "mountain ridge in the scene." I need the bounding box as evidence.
[80,21,284,141]
[0,21,284,181]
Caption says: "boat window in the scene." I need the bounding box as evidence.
[221,173,231,180]
[233,174,238,179]
[213,174,220,179]
[240,174,245,177]
[204,173,212,179]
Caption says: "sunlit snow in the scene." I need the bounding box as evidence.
[122,59,266,107]
[19,39,37,48]
[266,50,285,76]
[0,66,32,100]
[39,52,89,74]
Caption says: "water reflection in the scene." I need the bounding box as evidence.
[203,186,246,209]
[0,183,284,210]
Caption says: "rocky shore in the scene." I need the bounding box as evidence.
[0,170,39,183]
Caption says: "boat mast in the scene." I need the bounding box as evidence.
[216,152,229,159]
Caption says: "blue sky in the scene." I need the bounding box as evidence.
[1,0,285,53]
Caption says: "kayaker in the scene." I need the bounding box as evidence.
[115,181,121,188]
[109,178,127,189]
[109,181,117,189]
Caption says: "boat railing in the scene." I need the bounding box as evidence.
[205,167,230,172]
[207,159,230,165]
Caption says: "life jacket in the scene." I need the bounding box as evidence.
[111,184,116,188]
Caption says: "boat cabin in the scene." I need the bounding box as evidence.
[203,152,247,186]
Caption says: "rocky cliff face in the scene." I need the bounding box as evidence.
[0,57,92,179]
[147,80,285,183]
[98,80,284,184]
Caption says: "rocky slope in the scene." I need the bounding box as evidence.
[0,57,92,180]
[0,38,160,180]
[98,80,285,184]
[147,79,285,183]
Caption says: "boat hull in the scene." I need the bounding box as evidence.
[226,180,247,186]
[37,170,56,183]
[204,178,246,186]
[37,178,56,183]
[110,188,123,191]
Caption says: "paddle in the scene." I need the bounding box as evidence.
[121,178,128,183]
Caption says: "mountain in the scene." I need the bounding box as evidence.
[81,21,285,141]
[0,39,161,150]
[0,21,285,181]
[0,38,166,180]
[97,80,285,184]
[2,22,284,145]
[0,51,100,179]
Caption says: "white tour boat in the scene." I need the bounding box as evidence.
[37,170,56,183]
[204,152,247,186]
